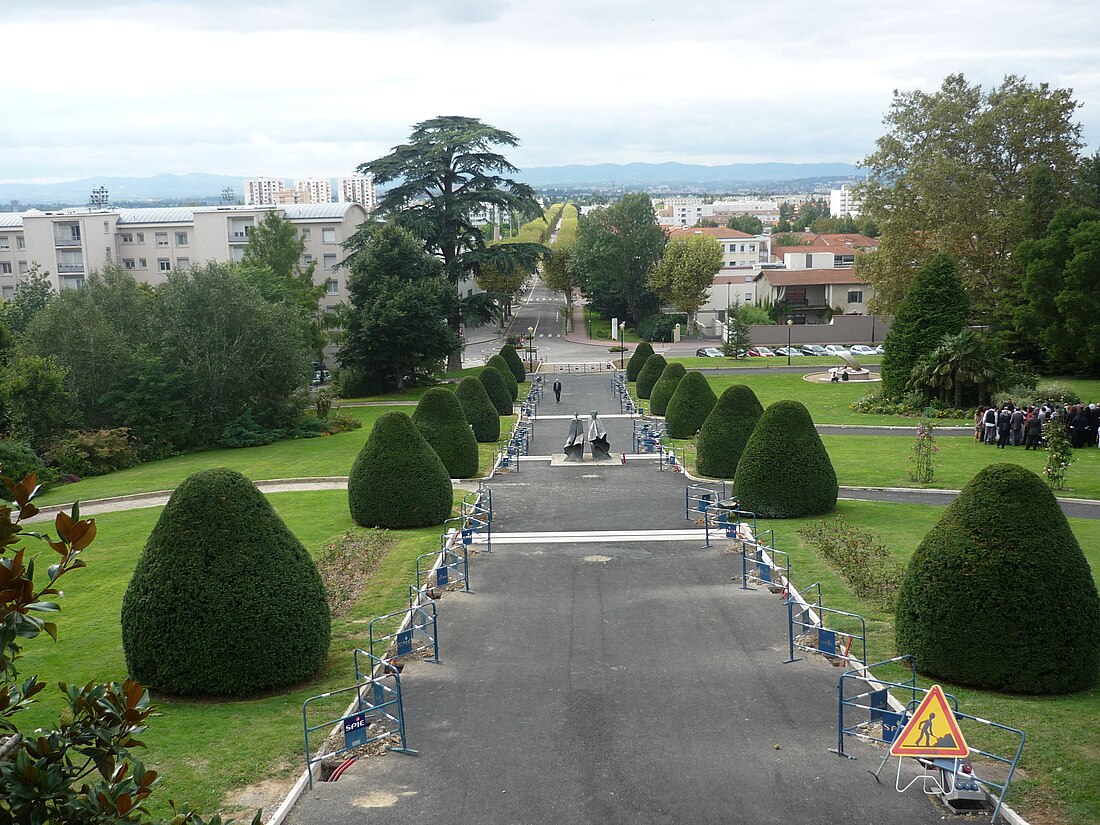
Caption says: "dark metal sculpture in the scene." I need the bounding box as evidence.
[563,413,585,461]
[588,410,611,460]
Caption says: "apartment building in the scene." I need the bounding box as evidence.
[337,174,377,211]
[294,178,333,204]
[0,203,367,309]
[666,226,768,269]
[829,185,862,217]
[245,178,286,205]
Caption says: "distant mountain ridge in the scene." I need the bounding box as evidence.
[0,162,866,206]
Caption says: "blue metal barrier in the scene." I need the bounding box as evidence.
[367,594,439,665]
[302,654,416,788]
[416,545,470,594]
[739,538,789,587]
[685,482,728,521]
[785,582,867,666]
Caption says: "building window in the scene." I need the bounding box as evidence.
[136,232,144,243]
[139,258,147,269]
[300,229,311,241]
[176,257,190,270]
[158,259,171,272]
[325,279,339,294]
[740,244,745,252]
[322,228,337,244]
[303,254,313,264]
[847,290,863,304]
[16,236,25,249]
[323,253,337,270]
[156,232,169,247]
[62,276,84,290]
[0,263,11,274]
[104,221,111,234]
[0,236,8,250]
[120,232,133,243]
[745,292,753,303]
[2,286,12,299]
[175,232,188,246]
[749,244,755,252]
[728,243,737,252]
[123,259,136,270]
[18,261,28,275]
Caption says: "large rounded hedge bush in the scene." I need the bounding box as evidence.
[625,341,654,382]
[664,371,718,438]
[500,344,526,383]
[896,464,1100,694]
[120,468,331,696]
[348,412,453,528]
[635,354,667,399]
[478,366,513,415]
[487,354,518,401]
[649,363,686,417]
[696,384,764,479]
[733,400,837,518]
[455,377,500,442]
[412,387,479,479]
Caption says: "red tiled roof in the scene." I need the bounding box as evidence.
[754,269,869,286]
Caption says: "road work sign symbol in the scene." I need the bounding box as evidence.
[889,684,969,759]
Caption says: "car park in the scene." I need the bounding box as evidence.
[748,346,776,357]
[799,344,828,356]
[695,347,724,357]
[824,344,850,356]
[775,346,802,356]
[850,345,878,355]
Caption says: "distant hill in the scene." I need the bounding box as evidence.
[0,174,246,207]
[516,162,865,186]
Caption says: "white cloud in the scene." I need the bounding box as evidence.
[2,0,1099,181]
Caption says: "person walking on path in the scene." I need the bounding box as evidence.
[553,379,562,403]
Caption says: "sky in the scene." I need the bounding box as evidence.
[4,0,1100,183]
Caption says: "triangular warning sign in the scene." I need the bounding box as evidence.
[890,684,969,759]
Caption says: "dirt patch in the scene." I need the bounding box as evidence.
[221,771,299,822]
[318,529,395,617]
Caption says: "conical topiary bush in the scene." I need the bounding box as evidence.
[896,463,1100,694]
[479,365,513,415]
[635,354,667,399]
[696,384,764,479]
[664,371,717,438]
[455,377,500,442]
[626,341,654,382]
[412,387,479,479]
[649,363,686,416]
[487,354,518,401]
[348,411,453,528]
[120,468,331,697]
[733,400,837,518]
[500,344,526,383]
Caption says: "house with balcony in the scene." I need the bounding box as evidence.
[752,269,873,323]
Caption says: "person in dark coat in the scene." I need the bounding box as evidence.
[553,379,562,403]
[996,405,1012,449]
[1070,406,1090,448]
[1024,406,1043,450]
[1009,406,1024,446]
[1088,403,1100,447]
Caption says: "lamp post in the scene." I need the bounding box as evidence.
[619,321,626,370]
[786,318,794,366]
[527,326,535,371]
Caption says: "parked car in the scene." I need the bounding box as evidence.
[695,347,724,357]
[850,345,877,356]
[824,344,850,356]
[748,346,776,357]
[799,344,828,356]
[875,344,885,355]
[775,346,802,357]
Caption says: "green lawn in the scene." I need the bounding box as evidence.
[16,489,462,819]
[752,501,1100,824]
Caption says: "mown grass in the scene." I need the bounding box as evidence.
[16,489,466,819]
[751,501,1100,825]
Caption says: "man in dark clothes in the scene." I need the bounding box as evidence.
[1010,406,1024,446]
[996,405,1012,449]
[1024,406,1043,450]
[553,379,562,403]
[1070,406,1090,448]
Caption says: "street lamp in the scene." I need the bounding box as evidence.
[619,321,626,370]
[527,326,535,371]
[786,318,794,366]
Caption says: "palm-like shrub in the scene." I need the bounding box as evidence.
[734,400,837,517]
[500,344,526,382]
[635,354,667,399]
[696,384,764,479]
[626,341,654,381]
[348,412,453,528]
[121,468,331,696]
[664,371,718,438]
[487,354,518,401]
[896,463,1100,693]
[412,387,479,478]
[478,365,513,415]
[455,377,500,442]
[649,363,686,416]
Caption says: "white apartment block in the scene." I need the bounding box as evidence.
[338,174,376,211]
[829,185,862,217]
[245,178,286,205]
[666,227,768,269]
[0,203,367,310]
[294,178,333,204]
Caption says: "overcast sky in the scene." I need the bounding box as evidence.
[4,0,1100,182]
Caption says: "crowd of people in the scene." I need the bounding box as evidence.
[975,402,1100,449]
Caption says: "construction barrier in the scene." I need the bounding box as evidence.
[367,595,439,665]
[684,482,729,523]
[416,544,470,594]
[739,536,788,588]
[785,582,867,667]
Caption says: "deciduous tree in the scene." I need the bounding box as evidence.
[648,234,722,323]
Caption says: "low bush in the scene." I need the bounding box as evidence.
[635,354,667,399]
[218,411,281,447]
[649,363,686,416]
[0,439,53,485]
[851,391,970,420]
[478,366,513,415]
[325,413,363,434]
[994,381,1081,408]
[45,428,138,478]
[637,313,686,343]
[455,377,500,442]
[348,412,453,528]
[664,371,718,438]
[798,516,902,608]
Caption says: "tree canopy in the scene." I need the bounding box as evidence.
[648,234,723,320]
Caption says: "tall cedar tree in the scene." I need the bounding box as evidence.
[357,116,544,370]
